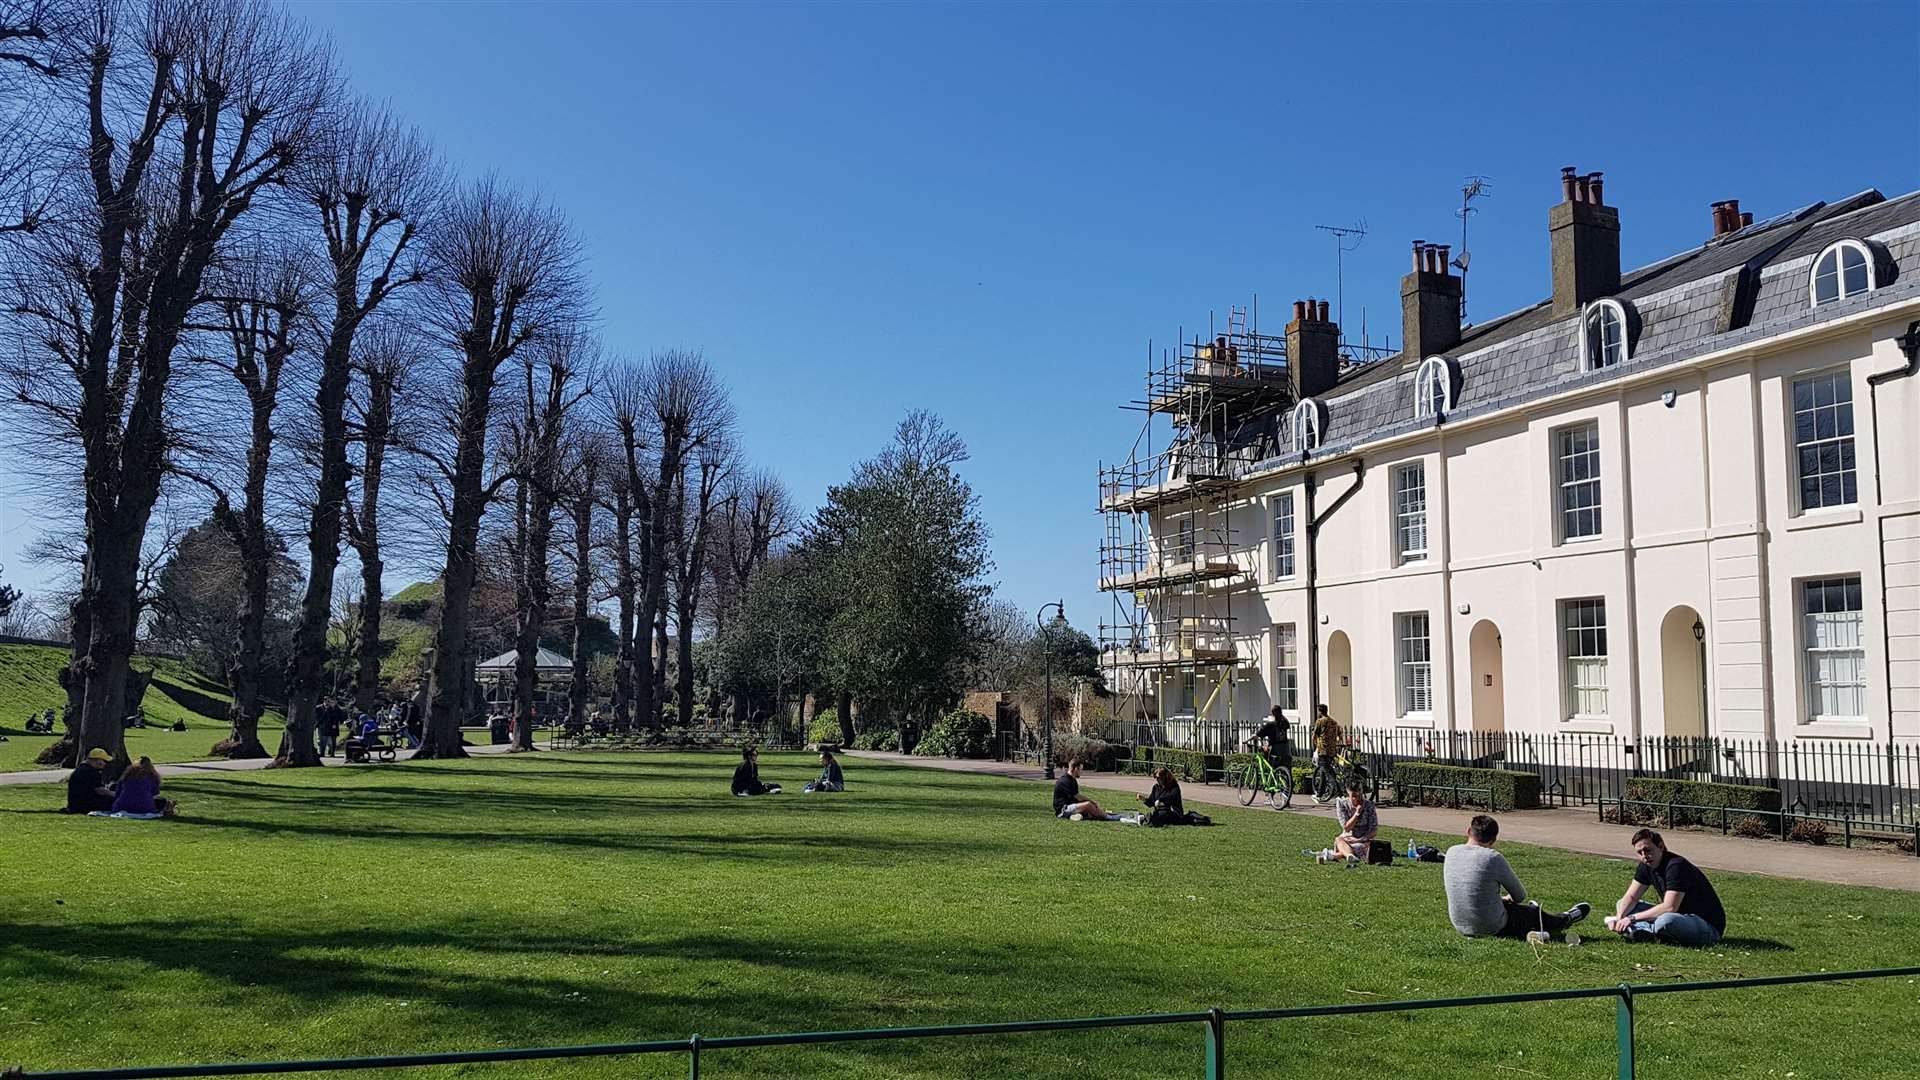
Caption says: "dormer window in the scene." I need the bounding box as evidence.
[1291,398,1324,452]
[1810,239,1875,307]
[1414,356,1457,419]
[1581,300,1629,370]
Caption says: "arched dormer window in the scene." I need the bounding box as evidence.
[1810,239,1876,307]
[1291,398,1325,452]
[1414,356,1457,419]
[1581,299,1630,370]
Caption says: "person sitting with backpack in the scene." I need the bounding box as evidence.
[1136,767,1185,826]
[1306,779,1377,864]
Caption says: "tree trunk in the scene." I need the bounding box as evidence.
[652,599,670,726]
[355,562,384,712]
[611,486,635,730]
[214,550,271,759]
[352,365,393,713]
[568,492,593,729]
[837,690,855,746]
[511,469,553,753]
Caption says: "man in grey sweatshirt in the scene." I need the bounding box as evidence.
[1443,815,1591,939]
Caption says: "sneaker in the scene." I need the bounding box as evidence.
[1564,902,1592,926]
[1315,852,1329,864]
[1345,854,1361,866]
[1069,812,1084,822]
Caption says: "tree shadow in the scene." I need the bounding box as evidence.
[1714,936,1795,952]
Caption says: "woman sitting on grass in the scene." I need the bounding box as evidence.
[110,756,176,817]
[1306,779,1376,864]
[731,746,781,796]
[1137,767,1184,825]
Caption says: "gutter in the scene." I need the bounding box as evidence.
[1304,459,1366,722]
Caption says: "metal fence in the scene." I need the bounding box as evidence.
[9,968,1915,1080]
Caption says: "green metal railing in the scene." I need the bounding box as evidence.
[1599,796,1920,857]
[9,968,1916,1080]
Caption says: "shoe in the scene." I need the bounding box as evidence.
[1345,855,1360,866]
[1069,812,1084,822]
[1315,852,1328,864]
[1565,902,1592,926]
[1628,927,1657,944]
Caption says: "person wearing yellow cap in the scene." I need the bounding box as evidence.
[64,747,116,814]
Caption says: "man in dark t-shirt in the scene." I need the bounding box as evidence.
[1250,706,1292,769]
[64,748,116,814]
[1051,759,1113,820]
[1605,828,1725,946]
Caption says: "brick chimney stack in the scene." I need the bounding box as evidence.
[1710,199,1752,239]
[1549,166,1621,318]
[1401,240,1462,361]
[1287,297,1341,400]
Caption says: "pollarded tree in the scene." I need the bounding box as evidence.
[342,326,422,712]
[671,433,733,729]
[2,0,333,767]
[557,432,606,731]
[279,101,440,766]
[412,177,585,760]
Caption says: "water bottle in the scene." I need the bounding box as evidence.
[1407,836,1419,861]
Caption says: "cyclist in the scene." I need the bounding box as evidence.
[1249,705,1292,772]
[1309,704,1343,802]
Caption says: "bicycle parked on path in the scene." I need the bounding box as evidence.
[1230,744,1293,810]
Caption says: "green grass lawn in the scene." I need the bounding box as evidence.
[3,754,1917,1079]
[0,643,273,771]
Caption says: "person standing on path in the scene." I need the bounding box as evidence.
[1604,828,1726,947]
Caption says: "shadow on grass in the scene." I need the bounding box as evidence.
[1714,936,1795,952]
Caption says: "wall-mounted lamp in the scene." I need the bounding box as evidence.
[1692,619,1705,643]
[1456,602,1471,615]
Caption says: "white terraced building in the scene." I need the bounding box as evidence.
[1098,169,1920,768]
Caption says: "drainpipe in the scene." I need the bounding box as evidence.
[1305,459,1367,721]
[1867,320,1920,737]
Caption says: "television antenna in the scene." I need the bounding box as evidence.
[1314,221,1367,342]
[1456,176,1491,324]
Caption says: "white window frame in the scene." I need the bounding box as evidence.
[1271,492,1296,580]
[1291,398,1323,451]
[1561,598,1610,721]
[1808,239,1876,307]
[1273,623,1298,715]
[1791,370,1858,512]
[1414,355,1455,419]
[1395,611,1433,719]
[1393,461,1428,563]
[1556,421,1603,541]
[1580,299,1630,370]
[1800,576,1866,722]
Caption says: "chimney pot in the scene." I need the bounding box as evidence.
[1318,300,1330,322]
[1741,211,1752,226]
[1587,172,1604,205]
[1293,300,1306,321]
[1561,167,1579,201]
[1412,241,1425,271]
[1437,245,1451,273]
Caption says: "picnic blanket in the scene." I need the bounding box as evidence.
[86,810,164,820]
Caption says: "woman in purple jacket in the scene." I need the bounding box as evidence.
[111,757,176,816]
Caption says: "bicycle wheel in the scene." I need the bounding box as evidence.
[1233,763,1258,806]
[1268,767,1294,811]
[1314,765,1338,802]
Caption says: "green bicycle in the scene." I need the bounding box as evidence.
[1230,747,1294,810]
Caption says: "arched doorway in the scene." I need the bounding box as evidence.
[1468,620,1505,733]
[1326,630,1352,725]
[1660,606,1708,739]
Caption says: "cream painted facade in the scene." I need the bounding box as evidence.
[1126,206,1920,748]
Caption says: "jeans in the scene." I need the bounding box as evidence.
[1628,901,1721,947]
[1497,899,1576,939]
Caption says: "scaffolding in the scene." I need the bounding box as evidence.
[1098,302,1290,755]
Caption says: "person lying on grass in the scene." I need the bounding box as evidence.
[1602,828,1725,947]
[1052,758,1119,821]
[111,756,176,817]
[1443,814,1590,940]
[731,745,782,796]
[805,750,844,793]
[64,748,116,814]
[1305,780,1378,864]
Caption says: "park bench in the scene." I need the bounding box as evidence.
[341,738,397,764]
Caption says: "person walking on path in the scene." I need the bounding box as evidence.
[1443,814,1591,940]
[1604,828,1726,947]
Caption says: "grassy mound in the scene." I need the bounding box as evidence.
[0,643,263,771]
[2,754,1915,1078]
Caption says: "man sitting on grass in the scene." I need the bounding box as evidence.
[1443,814,1590,940]
[1603,828,1725,947]
[731,745,782,796]
[805,750,844,793]
[63,748,116,814]
[1052,758,1118,821]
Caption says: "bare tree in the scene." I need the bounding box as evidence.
[186,249,309,758]
[603,362,654,730]
[412,177,585,759]
[0,0,68,237]
[278,101,438,766]
[504,327,593,751]
[557,432,604,731]
[342,325,416,712]
[3,0,333,766]
[708,467,797,635]
[671,435,731,725]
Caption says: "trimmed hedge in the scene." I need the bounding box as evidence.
[1121,746,1220,782]
[1391,762,1540,811]
[1621,777,1782,828]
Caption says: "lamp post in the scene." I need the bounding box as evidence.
[1037,600,1067,780]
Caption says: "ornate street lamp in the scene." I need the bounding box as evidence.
[1036,600,1067,780]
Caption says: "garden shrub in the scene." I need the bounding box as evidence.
[807,709,842,746]
[1787,819,1829,846]
[1391,762,1540,810]
[913,709,991,759]
[1051,733,1117,771]
[1732,815,1773,839]
[851,729,900,752]
[1623,777,1781,828]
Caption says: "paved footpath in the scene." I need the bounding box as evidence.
[847,750,1920,893]
[0,741,516,787]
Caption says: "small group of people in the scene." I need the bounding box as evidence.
[24,706,63,733]
[316,696,422,759]
[1443,816,1726,947]
[731,745,845,796]
[1248,702,1352,804]
[63,749,177,817]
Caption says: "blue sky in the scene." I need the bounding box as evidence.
[2,1,1916,639]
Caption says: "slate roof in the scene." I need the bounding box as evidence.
[1234,187,1920,467]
